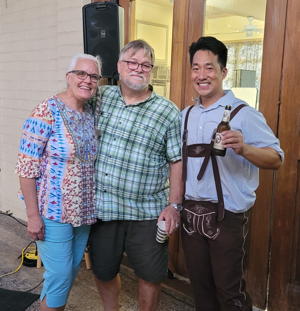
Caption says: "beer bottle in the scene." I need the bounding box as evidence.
[213,105,231,156]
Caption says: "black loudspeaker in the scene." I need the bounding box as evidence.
[83,2,124,79]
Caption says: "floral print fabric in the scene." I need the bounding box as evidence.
[16,96,97,227]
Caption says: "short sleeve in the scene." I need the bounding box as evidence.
[165,109,182,163]
[15,99,54,178]
[240,107,284,161]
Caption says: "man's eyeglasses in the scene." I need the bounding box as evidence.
[122,60,154,73]
[68,70,101,83]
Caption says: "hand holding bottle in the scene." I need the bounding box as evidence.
[221,130,245,155]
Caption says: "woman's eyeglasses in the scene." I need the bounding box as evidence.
[68,70,101,83]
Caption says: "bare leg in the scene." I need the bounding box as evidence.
[138,278,160,311]
[40,298,65,311]
[94,274,121,311]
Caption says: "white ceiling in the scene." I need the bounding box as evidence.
[206,0,266,20]
[144,0,173,7]
[145,0,266,21]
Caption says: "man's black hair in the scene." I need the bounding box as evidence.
[189,36,228,68]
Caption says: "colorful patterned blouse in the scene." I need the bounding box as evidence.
[16,96,97,227]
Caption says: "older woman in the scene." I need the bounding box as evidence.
[15,53,101,311]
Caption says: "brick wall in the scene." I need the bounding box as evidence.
[0,0,90,219]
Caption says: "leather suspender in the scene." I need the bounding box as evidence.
[182,105,194,182]
[182,104,246,221]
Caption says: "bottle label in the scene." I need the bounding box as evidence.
[213,133,224,150]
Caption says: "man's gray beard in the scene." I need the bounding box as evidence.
[121,77,149,91]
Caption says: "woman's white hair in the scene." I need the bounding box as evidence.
[67,53,102,75]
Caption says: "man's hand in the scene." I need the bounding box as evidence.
[222,130,244,155]
[221,130,282,169]
[158,205,180,235]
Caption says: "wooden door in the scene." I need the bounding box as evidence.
[168,0,205,276]
[266,0,300,309]
[244,0,287,308]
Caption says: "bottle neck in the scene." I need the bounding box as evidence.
[222,110,231,122]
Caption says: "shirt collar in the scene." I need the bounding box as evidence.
[195,90,241,111]
[117,84,157,106]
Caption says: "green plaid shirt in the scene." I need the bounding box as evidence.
[93,85,181,221]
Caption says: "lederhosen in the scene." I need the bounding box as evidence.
[181,104,246,239]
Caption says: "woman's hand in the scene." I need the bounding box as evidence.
[27,214,45,241]
[19,177,44,241]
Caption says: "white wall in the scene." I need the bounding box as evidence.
[0,0,90,220]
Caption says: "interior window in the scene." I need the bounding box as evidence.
[133,0,174,99]
[204,0,267,109]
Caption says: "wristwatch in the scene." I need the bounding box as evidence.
[169,203,183,212]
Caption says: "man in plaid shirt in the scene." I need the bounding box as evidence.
[89,40,182,311]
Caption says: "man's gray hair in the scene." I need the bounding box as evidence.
[67,53,102,74]
[119,39,155,64]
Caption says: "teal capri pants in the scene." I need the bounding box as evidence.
[36,218,90,308]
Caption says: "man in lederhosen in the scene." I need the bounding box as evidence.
[181,36,284,311]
